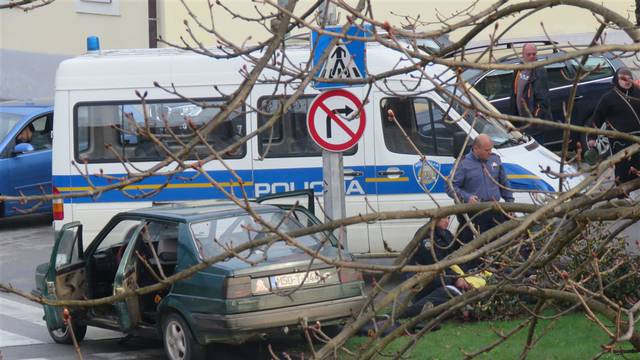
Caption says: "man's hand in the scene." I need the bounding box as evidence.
[468,195,480,204]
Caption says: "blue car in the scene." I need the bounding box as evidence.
[0,100,53,217]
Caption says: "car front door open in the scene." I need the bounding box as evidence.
[43,221,84,330]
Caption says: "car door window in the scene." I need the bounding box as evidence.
[17,115,52,151]
[545,62,573,88]
[569,56,614,82]
[96,219,143,252]
[55,225,82,269]
[475,70,513,100]
[381,97,459,156]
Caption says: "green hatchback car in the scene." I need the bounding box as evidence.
[33,194,366,360]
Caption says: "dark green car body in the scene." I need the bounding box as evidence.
[34,198,366,355]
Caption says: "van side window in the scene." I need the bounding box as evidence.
[381,97,459,156]
[75,100,245,163]
[257,96,357,157]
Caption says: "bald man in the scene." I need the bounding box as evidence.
[509,43,552,144]
[447,135,513,263]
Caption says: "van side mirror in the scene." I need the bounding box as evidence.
[452,131,470,157]
[13,142,34,154]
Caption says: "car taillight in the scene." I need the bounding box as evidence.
[224,276,251,299]
[339,268,363,283]
[52,187,63,220]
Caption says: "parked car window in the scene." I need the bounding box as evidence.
[75,99,245,163]
[96,219,143,252]
[568,56,614,82]
[545,62,572,88]
[190,210,321,257]
[27,115,53,151]
[55,226,81,269]
[0,112,22,141]
[141,221,180,261]
[257,95,357,157]
[474,70,513,100]
[381,97,459,156]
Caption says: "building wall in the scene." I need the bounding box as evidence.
[0,0,149,55]
[0,0,635,100]
[157,0,637,47]
[0,0,149,99]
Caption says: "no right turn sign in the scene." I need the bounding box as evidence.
[306,89,366,152]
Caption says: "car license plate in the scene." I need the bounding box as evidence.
[271,270,322,289]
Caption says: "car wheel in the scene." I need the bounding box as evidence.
[162,313,205,360]
[47,322,87,344]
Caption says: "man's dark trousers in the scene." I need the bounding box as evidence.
[456,211,507,269]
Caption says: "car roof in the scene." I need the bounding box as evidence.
[0,100,53,117]
[123,201,282,222]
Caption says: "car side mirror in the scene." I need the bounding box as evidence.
[13,142,34,154]
[452,131,470,157]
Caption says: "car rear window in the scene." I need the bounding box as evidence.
[189,210,321,258]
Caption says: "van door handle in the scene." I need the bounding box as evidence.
[344,170,363,177]
[574,95,584,101]
[378,170,404,176]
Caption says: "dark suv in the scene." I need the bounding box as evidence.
[459,42,626,150]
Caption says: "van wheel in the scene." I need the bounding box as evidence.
[162,313,205,360]
[47,323,87,344]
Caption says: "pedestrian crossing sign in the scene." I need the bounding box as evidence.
[311,25,368,89]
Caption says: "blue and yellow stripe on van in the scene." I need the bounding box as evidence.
[53,162,553,203]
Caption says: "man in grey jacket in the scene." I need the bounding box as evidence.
[447,134,514,266]
[509,43,552,144]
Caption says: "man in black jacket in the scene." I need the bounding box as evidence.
[509,43,552,144]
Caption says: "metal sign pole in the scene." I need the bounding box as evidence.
[323,150,347,251]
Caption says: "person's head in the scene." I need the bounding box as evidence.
[16,123,34,144]
[521,43,538,63]
[435,217,450,230]
[472,134,493,161]
[613,67,634,91]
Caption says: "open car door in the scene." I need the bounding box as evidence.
[112,223,143,333]
[43,222,85,330]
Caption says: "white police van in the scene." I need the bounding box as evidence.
[51,39,571,256]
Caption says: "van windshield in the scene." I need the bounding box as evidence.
[189,210,321,258]
[0,112,22,141]
[440,85,521,148]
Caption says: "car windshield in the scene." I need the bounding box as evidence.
[440,85,522,148]
[0,112,22,141]
[189,210,322,258]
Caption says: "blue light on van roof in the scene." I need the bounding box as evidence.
[87,36,100,52]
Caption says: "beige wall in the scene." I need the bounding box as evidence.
[0,0,149,55]
[157,0,636,47]
[1,0,635,55]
